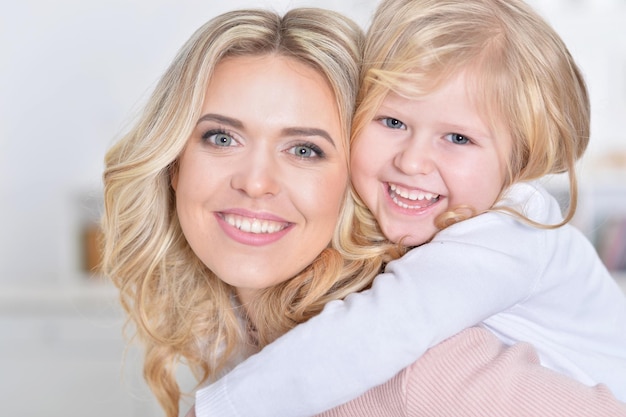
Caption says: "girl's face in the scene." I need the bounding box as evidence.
[173,55,348,304]
[351,70,512,246]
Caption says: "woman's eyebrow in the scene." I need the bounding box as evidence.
[282,127,336,148]
[197,113,244,128]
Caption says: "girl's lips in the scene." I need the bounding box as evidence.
[215,211,293,246]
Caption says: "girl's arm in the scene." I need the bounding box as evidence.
[195,208,548,417]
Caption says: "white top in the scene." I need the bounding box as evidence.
[195,181,626,417]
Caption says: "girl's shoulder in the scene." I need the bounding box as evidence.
[500,181,564,224]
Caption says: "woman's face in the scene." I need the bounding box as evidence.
[173,54,348,304]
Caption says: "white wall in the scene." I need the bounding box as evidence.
[2,0,625,288]
[527,0,626,160]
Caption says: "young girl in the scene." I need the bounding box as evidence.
[194,0,626,415]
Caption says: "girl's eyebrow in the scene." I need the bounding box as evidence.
[197,114,336,148]
[445,122,492,140]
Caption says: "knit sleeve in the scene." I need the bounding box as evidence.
[316,327,626,417]
[404,327,626,416]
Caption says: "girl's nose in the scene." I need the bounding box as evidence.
[393,137,436,176]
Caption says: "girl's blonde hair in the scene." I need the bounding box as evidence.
[353,0,590,232]
[102,8,391,417]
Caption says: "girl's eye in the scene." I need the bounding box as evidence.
[380,117,406,130]
[444,133,471,145]
[202,130,236,147]
[288,143,324,159]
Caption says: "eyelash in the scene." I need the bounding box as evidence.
[444,133,472,145]
[378,117,406,130]
[288,141,325,159]
[201,128,237,147]
[375,116,474,146]
[201,128,325,160]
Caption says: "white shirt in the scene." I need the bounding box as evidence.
[195,181,626,417]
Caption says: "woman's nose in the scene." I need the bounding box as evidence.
[230,152,281,198]
[393,138,435,176]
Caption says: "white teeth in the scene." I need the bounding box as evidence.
[223,214,286,234]
[391,194,412,209]
[389,183,439,202]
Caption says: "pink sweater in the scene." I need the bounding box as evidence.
[317,327,626,417]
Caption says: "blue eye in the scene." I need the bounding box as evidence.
[381,117,405,130]
[288,142,324,159]
[445,133,470,145]
[203,130,235,147]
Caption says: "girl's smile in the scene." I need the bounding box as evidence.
[351,70,512,246]
[387,183,441,210]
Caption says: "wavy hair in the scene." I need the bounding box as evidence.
[101,8,390,417]
[352,0,590,233]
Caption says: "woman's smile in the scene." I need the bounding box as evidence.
[215,210,294,246]
[173,54,348,303]
[220,212,290,235]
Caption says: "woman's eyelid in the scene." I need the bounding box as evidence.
[203,130,241,148]
[200,123,241,143]
[286,139,326,159]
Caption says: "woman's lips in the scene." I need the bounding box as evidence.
[221,213,289,234]
[215,211,293,246]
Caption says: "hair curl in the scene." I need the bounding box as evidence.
[102,8,394,417]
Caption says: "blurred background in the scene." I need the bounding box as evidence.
[1,0,625,416]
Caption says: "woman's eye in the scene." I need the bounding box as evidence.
[203,130,236,147]
[445,133,470,145]
[288,143,324,159]
[380,117,405,130]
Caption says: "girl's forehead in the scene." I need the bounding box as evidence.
[386,67,479,99]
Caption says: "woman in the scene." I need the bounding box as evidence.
[101,7,626,417]
[102,8,383,417]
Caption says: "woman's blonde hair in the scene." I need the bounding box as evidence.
[352,0,590,232]
[102,8,389,417]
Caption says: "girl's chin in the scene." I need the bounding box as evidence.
[384,227,436,247]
